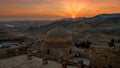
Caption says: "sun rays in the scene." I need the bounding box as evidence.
[62,0,85,18]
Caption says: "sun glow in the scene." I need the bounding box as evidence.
[63,1,84,18]
[72,15,75,18]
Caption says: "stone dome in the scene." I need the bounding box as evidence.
[44,27,72,43]
[41,27,74,57]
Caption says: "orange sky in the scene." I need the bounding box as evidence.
[0,0,120,20]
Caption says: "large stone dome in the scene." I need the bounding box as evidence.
[45,27,72,43]
[41,27,74,57]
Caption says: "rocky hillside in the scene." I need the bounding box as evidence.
[83,13,120,36]
[25,13,120,44]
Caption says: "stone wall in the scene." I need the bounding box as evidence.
[41,47,73,58]
[0,43,31,59]
[90,46,120,68]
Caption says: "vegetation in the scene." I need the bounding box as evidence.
[108,39,120,47]
[108,39,115,47]
[75,41,92,48]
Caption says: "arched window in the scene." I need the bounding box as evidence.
[69,49,72,54]
[47,49,50,54]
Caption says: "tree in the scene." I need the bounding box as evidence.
[75,41,92,48]
[118,39,120,43]
[109,39,115,47]
[85,41,92,48]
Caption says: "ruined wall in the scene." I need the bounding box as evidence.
[90,46,120,68]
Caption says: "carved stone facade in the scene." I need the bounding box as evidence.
[90,46,120,68]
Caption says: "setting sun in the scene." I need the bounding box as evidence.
[72,15,75,18]
[62,1,84,18]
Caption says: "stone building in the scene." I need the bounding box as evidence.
[90,46,120,68]
[40,27,75,58]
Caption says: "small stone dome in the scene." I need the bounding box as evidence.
[45,27,72,43]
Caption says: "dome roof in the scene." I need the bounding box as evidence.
[45,27,72,42]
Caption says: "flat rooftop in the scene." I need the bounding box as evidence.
[0,55,77,68]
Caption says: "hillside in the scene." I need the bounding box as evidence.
[17,13,120,44]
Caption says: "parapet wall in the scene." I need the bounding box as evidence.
[90,46,120,68]
[0,42,32,59]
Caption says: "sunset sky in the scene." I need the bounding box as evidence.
[0,0,120,20]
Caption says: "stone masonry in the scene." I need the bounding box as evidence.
[90,46,120,68]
